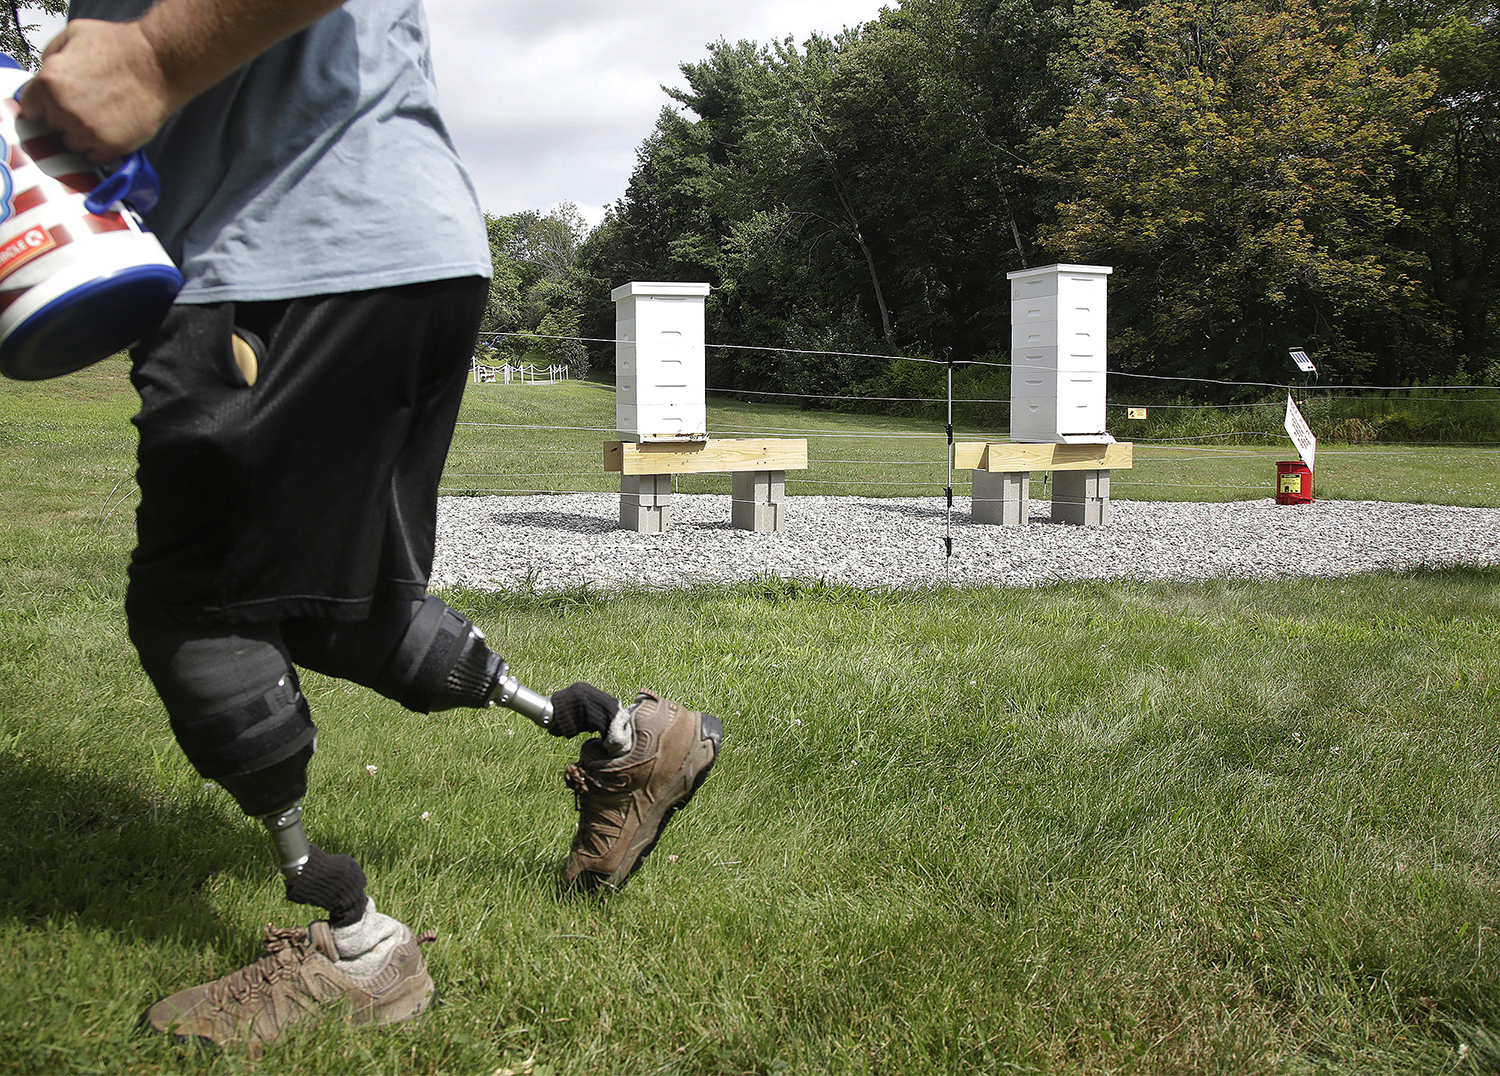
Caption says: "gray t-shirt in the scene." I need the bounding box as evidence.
[67,0,492,301]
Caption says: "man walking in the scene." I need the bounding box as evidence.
[22,0,720,1055]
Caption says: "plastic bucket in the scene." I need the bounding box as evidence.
[0,54,182,381]
[1275,460,1313,504]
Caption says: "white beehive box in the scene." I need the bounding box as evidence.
[613,281,710,442]
[1007,264,1113,443]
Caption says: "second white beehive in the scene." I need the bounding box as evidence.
[1007,264,1113,444]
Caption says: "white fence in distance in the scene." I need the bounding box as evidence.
[473,361,571,385]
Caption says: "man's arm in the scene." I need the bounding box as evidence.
[19,0,345,164]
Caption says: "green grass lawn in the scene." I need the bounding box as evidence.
[1,361,1498,1074]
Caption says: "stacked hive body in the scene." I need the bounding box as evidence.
[608,281,807,533]
[1007,264,1113,445]
[613,281,709,444]
[959,263,1127,526]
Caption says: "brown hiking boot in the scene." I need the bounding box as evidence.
[141,920,435,1057]
[562,689,722,891]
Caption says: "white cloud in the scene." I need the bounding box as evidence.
[426,0,889,223]
[23,1,888,227]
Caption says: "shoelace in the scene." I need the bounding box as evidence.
[209,926,314,1005]
[563,762,606,797]
[564,763,628,848]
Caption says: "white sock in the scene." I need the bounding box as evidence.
[604,703,635,756]
[327,897,406,980]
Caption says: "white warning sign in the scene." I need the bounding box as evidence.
[1284,394,1317,473]
[1289,348,1316,374]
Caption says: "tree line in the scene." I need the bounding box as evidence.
[497,0,1500,407]
[3,0,64,68]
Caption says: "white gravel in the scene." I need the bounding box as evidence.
[430,494,1500,593]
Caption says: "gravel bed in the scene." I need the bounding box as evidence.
[431,493,1500,593]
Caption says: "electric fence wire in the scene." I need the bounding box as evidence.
[443,427,1496,495]
[445,420,1496,496]
[459,331,1500,543]
[480,330,1500,395]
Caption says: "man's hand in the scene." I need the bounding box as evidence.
[19,0,346,165]
[19,20,180,165]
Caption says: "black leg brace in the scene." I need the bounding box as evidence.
[130,620,369,925]
[129,619,316,788]
[285,596,502,713]
[130,608,622,928]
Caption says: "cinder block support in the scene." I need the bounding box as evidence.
[971,469,1029,526]
[620,473,673,533]
[1052,469,1110,526]
[731,470,786,532]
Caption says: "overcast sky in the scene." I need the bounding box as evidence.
[25,1,888,225]
[424,0,891,224]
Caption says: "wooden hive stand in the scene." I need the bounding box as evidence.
[604,438,809,533]
[953,442,1133,526]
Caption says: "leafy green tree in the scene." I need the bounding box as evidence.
[501,203,590,280]
[1379,4,1500,383]
[482,204,594,377]
[583,1,1077,401]
[820,0,1074,360]
[1032,0,1436,391]
[578,40,770,382]
[480,214,525,337]
[740,31,901,345]
[1,0,65,69]
[579,0,1500,401]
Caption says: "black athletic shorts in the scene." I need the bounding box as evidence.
[125,276,488,625]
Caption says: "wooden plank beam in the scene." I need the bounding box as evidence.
[605,438,809,475]
[953,442,1134,471]
[952,442,988,470]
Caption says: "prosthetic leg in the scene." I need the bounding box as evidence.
[130,596,628,922]
[216,744,370,925]
[285,595,634,750]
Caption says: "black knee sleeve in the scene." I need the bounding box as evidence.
[376,595,504,713]
[130,619,317,802]
[217,742,314,819]
[171,675,315,789]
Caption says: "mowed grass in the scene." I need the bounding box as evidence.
[1,361,1499,1074]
